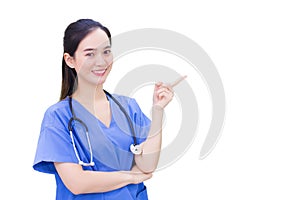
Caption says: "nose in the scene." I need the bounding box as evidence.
[94,52,106,66]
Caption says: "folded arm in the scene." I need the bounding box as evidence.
[54,162,152,195]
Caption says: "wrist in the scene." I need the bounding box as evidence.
[152,104,164,111]
[121,171,135,185]
[152,105,164,118]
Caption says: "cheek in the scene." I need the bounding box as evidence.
[74,64,84,74]
[74,59,91,73]
[106,54,114,65]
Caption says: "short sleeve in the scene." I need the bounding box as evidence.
[129,99,151,144]
[33,107,78,174]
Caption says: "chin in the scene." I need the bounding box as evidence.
[96,76,108,86]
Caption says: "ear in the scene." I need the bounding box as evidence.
[64,53,75,68]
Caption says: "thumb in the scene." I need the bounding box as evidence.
[154,82,163,90]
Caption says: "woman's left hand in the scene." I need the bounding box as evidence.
[153,82,174,108]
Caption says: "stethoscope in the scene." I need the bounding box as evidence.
[68,90,142,167]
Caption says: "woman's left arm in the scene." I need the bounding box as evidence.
[134,82,174,173]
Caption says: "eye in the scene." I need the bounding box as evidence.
[104,49,111,55]
[85,52,95,57]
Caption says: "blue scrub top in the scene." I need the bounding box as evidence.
[33,94,151,200]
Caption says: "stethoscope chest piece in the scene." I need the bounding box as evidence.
[130,144,142,155]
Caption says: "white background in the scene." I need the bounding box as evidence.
[0,0,299,199]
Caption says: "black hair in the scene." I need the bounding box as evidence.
[59,19,111,100]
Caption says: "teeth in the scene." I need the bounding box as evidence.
[93,69,106,73]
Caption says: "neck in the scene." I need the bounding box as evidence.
[72,83,107,104]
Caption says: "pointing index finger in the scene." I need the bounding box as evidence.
[170,75,187,88]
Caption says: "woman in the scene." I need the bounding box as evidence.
[33,19,174,199]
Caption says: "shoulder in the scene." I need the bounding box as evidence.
[110,93,136,104]
[109,93,144,114]
[42,98,70,126]
[109,93,142,110]
[45,98,69,115]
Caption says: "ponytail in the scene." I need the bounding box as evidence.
[59,58,77,100]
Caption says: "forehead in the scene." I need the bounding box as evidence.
[77,28,110,51]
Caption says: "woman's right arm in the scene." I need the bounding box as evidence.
[54,162,152,195]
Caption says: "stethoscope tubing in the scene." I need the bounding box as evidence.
[103,90,137,145]
[67,90,139,166]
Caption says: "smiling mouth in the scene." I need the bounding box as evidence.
[92,68,107,76]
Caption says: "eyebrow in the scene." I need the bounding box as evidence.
[83,46,111,52]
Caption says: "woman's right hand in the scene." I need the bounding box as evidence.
[129,165,153,184]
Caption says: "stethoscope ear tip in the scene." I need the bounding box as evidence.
[79,161,84,165]
[78,161,95,167]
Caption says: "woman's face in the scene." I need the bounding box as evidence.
[72,28,113,87]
